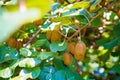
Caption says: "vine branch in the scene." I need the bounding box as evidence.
[67,9,104,41]
[24,28,41,48]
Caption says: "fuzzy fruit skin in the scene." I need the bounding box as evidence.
[46,30,52,41]
[51,30,61,42]
[74,41,86,60]
[6,36,17,48]
[117,9,120,18]
[46,30,61,42]
[16,41,23,50]
[68,42,76,55]
[63,52,72,66]
[74,53,85,61]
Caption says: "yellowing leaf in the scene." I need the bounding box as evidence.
[64,1,90,10]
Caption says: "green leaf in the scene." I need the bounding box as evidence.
[10,76,23,80]
[32,39,50,48]
[65,68,83,80]
[51,3,59,12]
[64,1,90,10]
[113,23,120,37]
[19,67,40,79]
[9,60,19,70]
[112,64,120,74]
[54,70,66,80]
[96,38,110,46]
[52,16,73,26]
[38,52,58,60]
[0,60,19,78]
[10,67,40,80]
[75,15,88,24]
[41,23,51,29]
[0,67,13,78]
[53,58,66,70]
[50,41,67,52]
[91,17,101,27]
[110,12,117,20]
[20,48,32,57]
[0,45,20,63]
[111,51,120,57]
[62,9,91,21]
[39,66,56,80]
[90,0,101,12]
[103,37,120,49]
[19,58,41,68]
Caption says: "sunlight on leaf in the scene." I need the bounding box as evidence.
[19,58,41,68]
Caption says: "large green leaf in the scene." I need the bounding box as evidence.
[0,60,19,78]
[39,66,56,80]
[0,45,20,63]
[91,17,101,27]
[19,58,41,68]
[53,58,66,70]
[38,52,58,60]
[112,64,120,74]
[65,68,83,80]
[90,0,101,12]
[50,41,67,52]
[113,23,120,37]
[20,48,32,57]
[54,70,66,80]
[19,67,40,79]
[32,39,50,48]
[103,37,120,49]
[10,67,40,80]
[62,9,91,20]
[96,38,110,46]
[52,16,73,26]
[64,1,90,10]
[0,67,13,78]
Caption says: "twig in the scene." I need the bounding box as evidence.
[67,9,104,41]
[24,28,41,48]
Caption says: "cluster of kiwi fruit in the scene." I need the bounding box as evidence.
[46,30,86,66]
[63,41,86,66]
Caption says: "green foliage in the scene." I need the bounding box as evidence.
[38,52,58,60]
[112,64,120,74]
[10,67,40,80]
[0,45,19,63]
[50,41,67,52]
[113,23,120,37]
[91,17,101,27]
[0,67,13,78]
[103,37,120,49]
[32,39,50,48]
[18,58,41,68]
[64,1,90,10]
[0,0,120,80]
